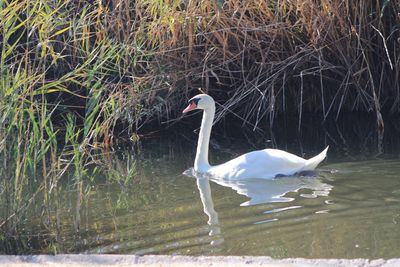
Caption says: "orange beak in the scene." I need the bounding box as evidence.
[182,102,197,113]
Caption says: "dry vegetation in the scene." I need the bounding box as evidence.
[1,0,399,138]
[130,0,400,130]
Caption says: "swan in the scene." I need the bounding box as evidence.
[183,94,329,180]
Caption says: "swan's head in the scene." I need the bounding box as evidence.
[182,94,215,113]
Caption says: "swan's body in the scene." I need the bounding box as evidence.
[206,147,328,179]
[183,94,328,180]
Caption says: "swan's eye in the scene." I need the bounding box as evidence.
[190,98,200,105]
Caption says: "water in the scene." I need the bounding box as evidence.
[87,159,399,258]
[2,117,400,258]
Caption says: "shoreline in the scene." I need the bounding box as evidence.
[0,255,399,267]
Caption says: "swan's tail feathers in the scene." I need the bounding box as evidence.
[303,146,329,171]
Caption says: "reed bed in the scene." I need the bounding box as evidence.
[0,0,399,251]
[133,0,400,130]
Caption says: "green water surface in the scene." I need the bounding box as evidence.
[2,116,400,258]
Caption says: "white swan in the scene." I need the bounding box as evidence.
[183,94,328,180]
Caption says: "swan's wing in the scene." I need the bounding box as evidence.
[209,149,308,179]
[258,149,307,167]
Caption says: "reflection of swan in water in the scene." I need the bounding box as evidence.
[187,169,332,250]
[195,177,224,246]
[186,168,333,206]
[211,174,333,206]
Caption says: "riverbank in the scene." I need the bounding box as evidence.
[1,255,399,267]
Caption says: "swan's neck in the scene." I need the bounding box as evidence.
[195,105,215,172]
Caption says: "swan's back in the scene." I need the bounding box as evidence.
[208,147,327,180]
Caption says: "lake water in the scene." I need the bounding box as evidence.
[2,116,400,258]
